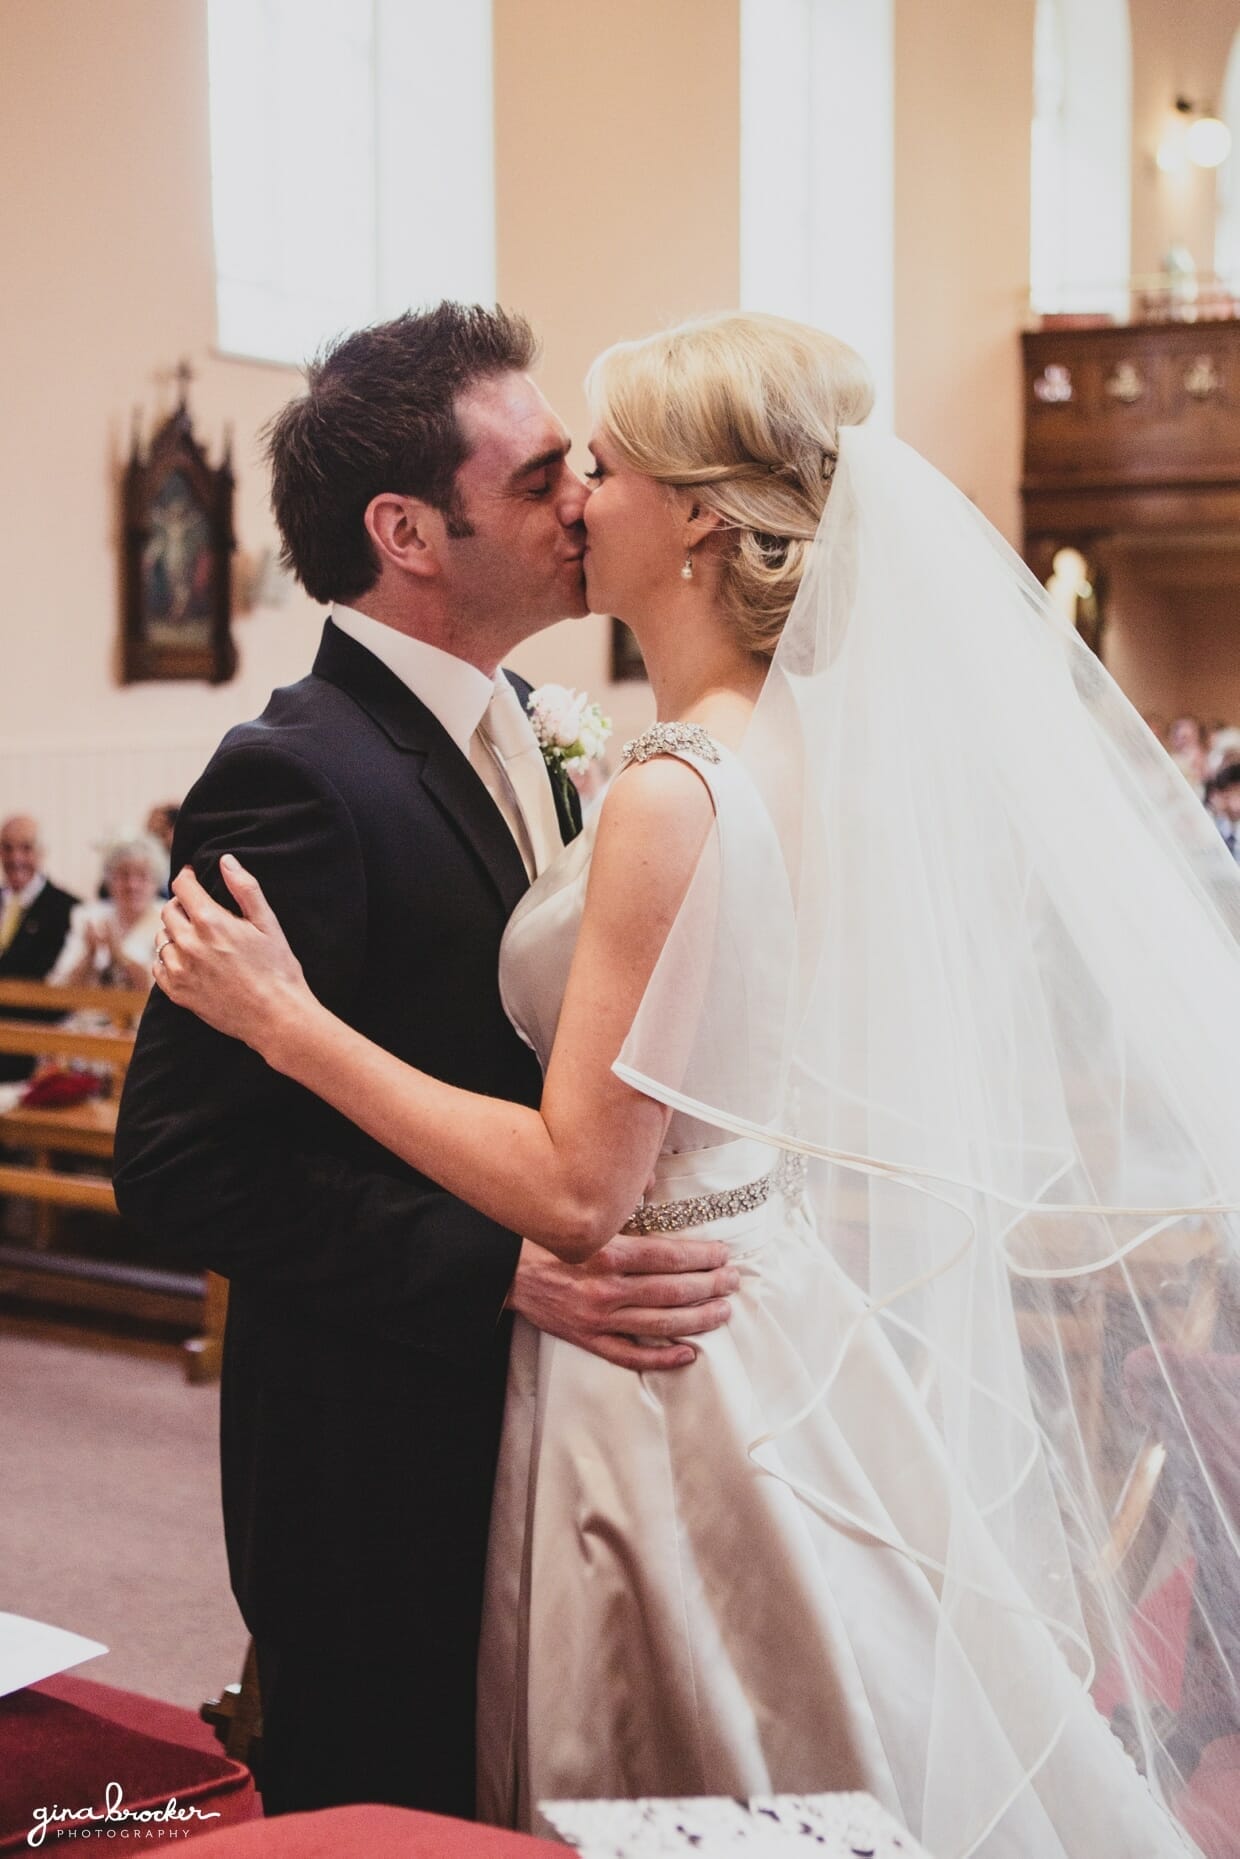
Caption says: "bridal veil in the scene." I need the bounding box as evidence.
[616,427,1240,1856]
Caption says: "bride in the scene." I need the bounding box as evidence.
[151,312,1240,1858]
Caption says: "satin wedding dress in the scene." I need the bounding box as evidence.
[475,724,1189,1859]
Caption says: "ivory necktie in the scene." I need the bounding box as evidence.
[477,680,563,878]
[0,896,22,955]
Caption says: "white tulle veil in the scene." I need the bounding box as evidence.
[615,427,1240,1856]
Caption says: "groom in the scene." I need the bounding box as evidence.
[113,304,738,1819]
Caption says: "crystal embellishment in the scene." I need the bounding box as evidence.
[620,722,722,768]
[624,1151,808,1236]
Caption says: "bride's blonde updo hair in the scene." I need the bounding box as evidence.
[585,311,873,658]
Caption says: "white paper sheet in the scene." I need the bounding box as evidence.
[540,1793,932,1857]
[0,1612,107,1700]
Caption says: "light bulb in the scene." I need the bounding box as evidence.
[1157,133,1187,174]
[1187,115,1232,168]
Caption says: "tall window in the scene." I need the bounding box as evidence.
[207,0,494,368]
[1030,0,1130,316]
[739,0,894,424]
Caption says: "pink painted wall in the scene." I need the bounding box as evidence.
[492,0,740,745]
[0,0,320,755]
[1130,0,1240,278]
[893,0,1036,546]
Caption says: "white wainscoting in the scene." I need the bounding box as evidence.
[0,739,219,900]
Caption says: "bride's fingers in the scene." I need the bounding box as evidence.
[171,865,225,927]
[153,938,186,995]
[160,898,191,940]
[219,854,281,935]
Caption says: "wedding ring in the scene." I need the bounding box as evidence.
[154,935,173,959]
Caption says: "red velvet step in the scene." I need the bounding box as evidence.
[0,1676,255,1853]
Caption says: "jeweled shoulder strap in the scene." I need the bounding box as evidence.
[618,722,722,768]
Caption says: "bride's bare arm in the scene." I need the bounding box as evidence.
[155,758,714,1262]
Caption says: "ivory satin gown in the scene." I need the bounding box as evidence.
[475,732,1190,1859]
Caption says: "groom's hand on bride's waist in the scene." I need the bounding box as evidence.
[506,1236,739,1371]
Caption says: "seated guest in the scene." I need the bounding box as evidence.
[1207,764,1240,861]
[0,815,78,977]
[49,834,166,992]
[1207,726,1240,782]
[0,814,80,1081]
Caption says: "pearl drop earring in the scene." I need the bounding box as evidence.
[681,553,694,581]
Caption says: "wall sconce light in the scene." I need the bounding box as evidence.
[1158,97,1232,173]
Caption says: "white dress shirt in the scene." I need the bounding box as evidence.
[331,604,554,880]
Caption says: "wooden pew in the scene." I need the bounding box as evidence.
[0,976,144,1221]
[0,977,225,1379]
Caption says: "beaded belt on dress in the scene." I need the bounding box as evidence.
[623,1152,807,1236]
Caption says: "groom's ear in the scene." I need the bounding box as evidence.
[364,493,444,581]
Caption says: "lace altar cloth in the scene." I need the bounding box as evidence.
[540,1794,932,1857]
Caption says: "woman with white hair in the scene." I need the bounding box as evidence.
[50,833,167,991]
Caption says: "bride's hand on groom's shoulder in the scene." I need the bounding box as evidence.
[507,1235,739,1371]
[153,857,309,1054]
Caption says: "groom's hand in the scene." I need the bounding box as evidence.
[507,1236,739,1371]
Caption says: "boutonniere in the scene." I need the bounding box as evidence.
[527,684,612,810]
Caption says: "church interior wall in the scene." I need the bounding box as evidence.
[4,0,1240,894]
[1129,0,1240,280]
[489,0,740,750]
[1,0,321,895]
[893,0,1035,549]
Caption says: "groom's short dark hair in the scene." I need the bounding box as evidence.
[264,302,539,605]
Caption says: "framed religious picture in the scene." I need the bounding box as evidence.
[121,365,237,684]
[610,615,646,682]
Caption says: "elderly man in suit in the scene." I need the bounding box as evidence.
[0,815,79,1082]
[114,304,737,1822]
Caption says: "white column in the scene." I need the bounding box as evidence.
[740,0,894,426]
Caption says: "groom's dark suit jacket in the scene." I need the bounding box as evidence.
[114,620,578,1814]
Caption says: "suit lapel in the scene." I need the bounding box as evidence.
[312,621,530,917]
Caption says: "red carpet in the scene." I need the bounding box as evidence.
[0,1677,253,1854]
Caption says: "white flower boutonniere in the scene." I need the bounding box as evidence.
[527,684,612,809]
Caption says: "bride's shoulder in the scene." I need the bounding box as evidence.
[617,721,723,771]
[610,723,723,820]
[590,728,718,886]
